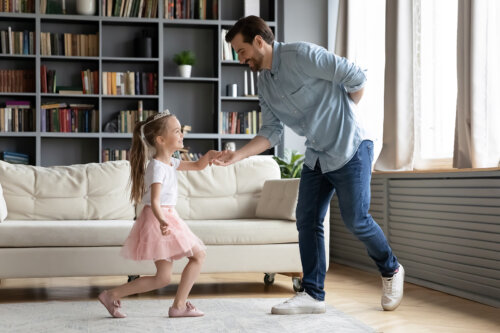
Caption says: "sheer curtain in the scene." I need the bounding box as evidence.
[331,0,499,170]
[373,0,416,171]
[454,0,500,168]
[375,0,461,171]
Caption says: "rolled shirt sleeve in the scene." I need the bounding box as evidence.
[296,43,367,93]
[256,93,284,148]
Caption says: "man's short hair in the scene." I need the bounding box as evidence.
[225,15,275,45]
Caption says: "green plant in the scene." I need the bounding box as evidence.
[173,50,196,66]
[273,150,305,178]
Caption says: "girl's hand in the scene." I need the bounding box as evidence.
[206,150,222,166]
[159,219,170,235]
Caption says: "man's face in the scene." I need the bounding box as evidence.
[231,33,265,72]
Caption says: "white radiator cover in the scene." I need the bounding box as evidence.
[330,169,500,308]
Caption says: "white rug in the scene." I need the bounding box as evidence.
[0,298,374,333]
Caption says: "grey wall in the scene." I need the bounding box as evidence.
[279,0,329,155]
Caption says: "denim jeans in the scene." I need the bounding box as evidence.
[296,140,399,301]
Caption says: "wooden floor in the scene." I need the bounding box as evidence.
[0,263,498,333]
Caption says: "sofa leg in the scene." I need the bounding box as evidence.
[127,275,140,282]
[292,276,304,292]
[264,273,275,286]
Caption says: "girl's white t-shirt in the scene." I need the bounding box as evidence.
[142,158,181,206]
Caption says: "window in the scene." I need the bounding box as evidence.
[415,0,459,169]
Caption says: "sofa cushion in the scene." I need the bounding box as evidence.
[256,179,300,221]
[0,160,135,220]
[0,219,298,247]
[0,183,7,222]
[175,156,281,220]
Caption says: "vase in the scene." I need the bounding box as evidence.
[76,0,95,15]
[178,65,192,78]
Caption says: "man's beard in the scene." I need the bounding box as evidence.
[247,55,263,72]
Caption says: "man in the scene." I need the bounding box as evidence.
[216,16,404,314]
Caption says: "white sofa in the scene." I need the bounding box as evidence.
[0,156,329,288]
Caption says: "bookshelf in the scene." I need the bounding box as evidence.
[0,0,279,166]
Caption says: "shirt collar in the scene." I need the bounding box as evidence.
[270,41,281,75]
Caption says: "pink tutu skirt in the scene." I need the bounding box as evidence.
[120,205,206,262]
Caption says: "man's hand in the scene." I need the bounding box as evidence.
[213,150,242,166]
[206,150,222,166]
[349,87,364,105]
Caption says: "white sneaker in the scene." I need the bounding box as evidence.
[271,291,326,315]
[381,264,405,311]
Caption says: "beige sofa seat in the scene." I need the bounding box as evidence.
[0,219,298,247]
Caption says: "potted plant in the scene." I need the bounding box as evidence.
[272,149,305,178]
[173,50,196,78]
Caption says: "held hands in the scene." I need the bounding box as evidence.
[212,149,241,166]
[205,150,223,166]
[202,149,241,167]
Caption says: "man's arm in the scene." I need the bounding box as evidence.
[296,43,367,94]
[214,136,271,166]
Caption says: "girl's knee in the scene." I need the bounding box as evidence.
[191,250,206,263]
[155,274,171,287]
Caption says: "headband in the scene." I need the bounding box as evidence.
[140,110,171,143]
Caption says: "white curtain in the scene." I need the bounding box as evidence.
[333,0,386,163]
[454,0,500,168]
[374,0,417,171]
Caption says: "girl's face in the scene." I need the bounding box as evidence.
[159,116,184,151]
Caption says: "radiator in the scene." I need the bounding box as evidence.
[330,169,500,308]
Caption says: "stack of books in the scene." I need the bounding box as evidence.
[102,148,130,162]
[102,71,158,95]
[0,101,35,132]
[174,148,202,161]
[0,28,35,55]
[220,110,261,135]
[1,151,29,164]
[40,102,98,133]
[40,32,99,57]
[221,29,238,61]
[0,0,35,12]
[164,0,218,19]
[0,69,35,93]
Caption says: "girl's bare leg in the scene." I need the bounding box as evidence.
[171,250,206,309]
[108,259,173,299]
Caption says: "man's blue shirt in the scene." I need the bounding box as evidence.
[257,41,368,173]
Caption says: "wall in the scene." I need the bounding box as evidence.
[279,0,329,155]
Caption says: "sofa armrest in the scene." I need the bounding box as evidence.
[255,179,300,221]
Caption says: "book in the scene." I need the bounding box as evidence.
[5,101,30,108]
[1,151,29,164]
[41,102,67,109]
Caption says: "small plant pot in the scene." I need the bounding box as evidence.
[76,0,96,15]
[178,65,192,78]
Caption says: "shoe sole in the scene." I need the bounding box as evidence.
[271,307,326,315]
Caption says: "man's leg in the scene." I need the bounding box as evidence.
[326,140,404,310]
[296,161,335,301]
[272,161,334,315]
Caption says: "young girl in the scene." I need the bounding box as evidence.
[98,111,220,318]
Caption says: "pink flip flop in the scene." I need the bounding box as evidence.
[98,290,127,318]
[168,301,204,318]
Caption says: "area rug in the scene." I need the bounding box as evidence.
[0,298,374,332]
